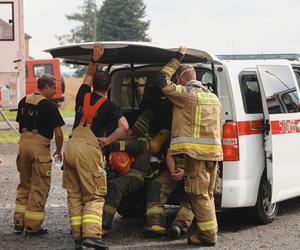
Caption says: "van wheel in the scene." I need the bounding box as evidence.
[254,176,278,224]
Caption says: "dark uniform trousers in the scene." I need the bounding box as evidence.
[146,170,194,232]
[63,126,107,240]
[184,155,218,243]
[14,132,52,232]
[102,169,145,229]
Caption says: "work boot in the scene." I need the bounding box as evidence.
[25,228,48,236]
[14,225,24,235]
[74,239,86,250]
[143,225,166,238]
[167,225,182,240]
[187,235,216,247]
[82,237,108,250]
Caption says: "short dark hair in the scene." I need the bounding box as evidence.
[93,71,110,91]
[37,74,56,90]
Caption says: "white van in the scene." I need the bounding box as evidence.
[46,42,300,224]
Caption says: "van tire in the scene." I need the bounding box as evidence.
[253,175,278,224]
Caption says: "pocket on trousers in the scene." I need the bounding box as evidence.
[184,176,209,195]
[93,169,107,196]
[37,156,52,177]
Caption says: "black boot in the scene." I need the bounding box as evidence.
[25,228,48,236]
[14,225,24,235]
[75,239,86,250]
[82,237,108,250]
[167,225,182,240]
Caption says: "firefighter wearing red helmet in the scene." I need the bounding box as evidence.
[102,110,155,235]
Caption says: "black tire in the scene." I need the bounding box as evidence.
[253,175,278,224]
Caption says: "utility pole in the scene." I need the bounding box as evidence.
[93,0,97,41]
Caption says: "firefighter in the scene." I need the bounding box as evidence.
[14,74,65,236]
[143,150,194,239]
[63,42,128,250]
[153,47,223,246]
[102,110,154,235]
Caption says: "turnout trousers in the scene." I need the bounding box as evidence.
[63,126,107,240]
[146,170,194,232]
[184,155,218,243]
[102,169,144,230]
[14,132,52,232]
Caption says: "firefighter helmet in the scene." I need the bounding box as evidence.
[109,151,133,175]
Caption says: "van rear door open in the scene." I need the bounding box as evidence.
[257,63,300,203]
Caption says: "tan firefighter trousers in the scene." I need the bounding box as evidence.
[63,126,107,240]
[184,155,218,243]
[14,132,52,232]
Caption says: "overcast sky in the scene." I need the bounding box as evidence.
[24,0,300,59]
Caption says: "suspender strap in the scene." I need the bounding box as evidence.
[80,93,107,127]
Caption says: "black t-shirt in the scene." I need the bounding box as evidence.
[16,94,65,139]
[73,85,123,137]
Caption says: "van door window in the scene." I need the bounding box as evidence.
[240,75,263,113]
[0,2,14,40]
[258,65,300,114]
[33,64,53,77]
[121,76,146,109]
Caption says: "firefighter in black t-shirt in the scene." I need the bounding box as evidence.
[63,42,128,250]
[14,74,65,236]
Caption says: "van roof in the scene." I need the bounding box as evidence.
[45,41,222,65]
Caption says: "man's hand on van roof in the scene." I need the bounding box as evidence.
[93,42,104,63]
[178,46,187,55]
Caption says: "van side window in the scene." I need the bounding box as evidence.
[281,90,300,113]
[258,65,300,114]
[33,64,53,77]
[240,75,263,113]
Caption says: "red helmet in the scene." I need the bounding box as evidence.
[109,151,133,175]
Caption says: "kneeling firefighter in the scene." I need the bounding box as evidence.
[63,42,128,250]
[102,110,155,234]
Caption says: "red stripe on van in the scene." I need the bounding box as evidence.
[271,120,300,135]
[237,120,263,136]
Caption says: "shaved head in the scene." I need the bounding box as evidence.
[177,64,196,85]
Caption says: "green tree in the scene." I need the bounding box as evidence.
[56,0,98,44]
[97,0,150,41]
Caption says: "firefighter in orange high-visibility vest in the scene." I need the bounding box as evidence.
[63,42,128,250]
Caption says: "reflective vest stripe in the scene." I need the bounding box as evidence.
[146,206,164,216]
[196,91,221,105]
[170,142,222,152]
[171,137,221,145]
[119,140,126,151]
[194,105,202,138]
[161,66,176,78]
[15,204,26,213]
[70,216,82,226]
[175,85,183,93]
[196,219,218,231]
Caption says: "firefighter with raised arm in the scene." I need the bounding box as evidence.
[152,47,223,246]
[63,42,128,250]
[14,74,65,236]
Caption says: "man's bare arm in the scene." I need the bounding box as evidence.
[82,42,104,87]
[53,127,64,160]
[99,117,129,146]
